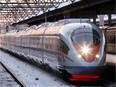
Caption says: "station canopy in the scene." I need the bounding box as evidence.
[0,0,79,25]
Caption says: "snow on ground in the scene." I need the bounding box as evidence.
[0,63,20,87]
[0,49,115,87]
[0,50,75,87]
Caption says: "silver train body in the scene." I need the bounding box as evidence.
[0,19,106,80]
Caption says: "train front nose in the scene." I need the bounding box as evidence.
[71,29,101,62]
[67,28,105,81]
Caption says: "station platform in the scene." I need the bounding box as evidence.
[106,54,116,65]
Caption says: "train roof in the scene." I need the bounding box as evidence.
[3,19,92,35]
[56,19,90,25]
[35,19,90,28]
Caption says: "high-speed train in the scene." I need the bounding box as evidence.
[0,19,106,81]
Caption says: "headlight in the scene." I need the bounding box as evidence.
[81,45,92,55]
[96,54,99,58]
[82,47,90,53]
[78,55,82,58]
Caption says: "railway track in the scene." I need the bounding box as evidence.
[0,62,25,87]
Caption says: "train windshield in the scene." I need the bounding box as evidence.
[71,29,101,62]
[72,29,100,46]
[72,34,100,46]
